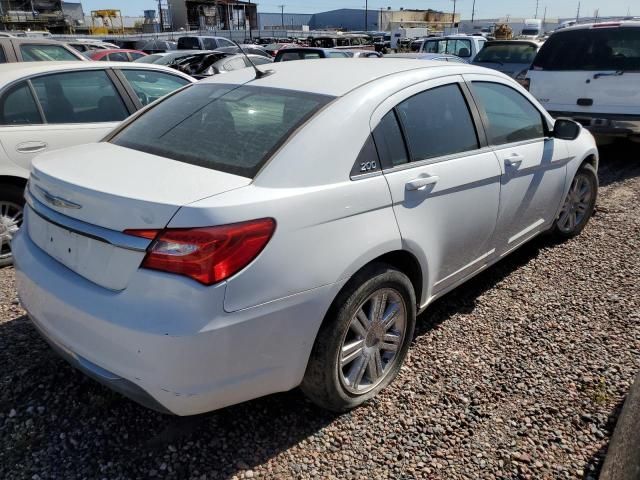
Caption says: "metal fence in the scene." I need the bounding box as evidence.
[51,29,334,42]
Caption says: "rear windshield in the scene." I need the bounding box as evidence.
[533,27,640,71]
[20,44,80,61]
[474,43,538,64]
[111,84,333,178]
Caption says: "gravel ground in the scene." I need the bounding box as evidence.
[1,142,639,480]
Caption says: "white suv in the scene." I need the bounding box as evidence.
[527,21,640,142]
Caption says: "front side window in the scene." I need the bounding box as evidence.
[533,27,640,71]
[328,52,349,58]
[424,40,444,54]
[0,82,42,125]
[178,37,200,49]
[112,84,334,178]
[129,52,145,60]
[471,82,545,145]
[121,70,190,106]
[447,39,472,57]
[396,83,479,161]
[20,44,80,61]
[31,70,129,124]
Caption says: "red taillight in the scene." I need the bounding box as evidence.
[125,218,276,285]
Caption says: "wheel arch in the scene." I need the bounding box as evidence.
[0,175,28,191]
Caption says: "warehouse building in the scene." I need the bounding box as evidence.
[168,0,257,32]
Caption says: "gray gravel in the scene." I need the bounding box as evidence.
[1,142,639,480]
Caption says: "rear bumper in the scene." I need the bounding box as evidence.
[13,227,343,416]
[549,111,640,137]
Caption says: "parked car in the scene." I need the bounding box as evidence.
[67,41,111,53]
[169,52,271,79]
[345,50,383,58]
[274,47,351,62]
[527,21,640,142]
[133,50,212,65]
[421,35,487,62]
[384,53,467,63]
[310,34,375,51]
[263,42,295,57]
[140,40,177,54]
[472,40,542,81]
[215,44,271,58]
[0,32,15,38]
[177,36,237,51]
[89,49,147,62]
[0,38,86,62]
[12,59,598,415]
[0,61,195,266]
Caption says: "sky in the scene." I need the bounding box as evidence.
[82,0,638,20]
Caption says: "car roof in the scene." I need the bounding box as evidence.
[557,20,640,32]
[0,61,195,85]
[0,37,69,45]
[199,58,488,96]
[485,40,541,46]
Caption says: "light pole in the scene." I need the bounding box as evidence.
[471,0,476,24]
[279,4,285,31]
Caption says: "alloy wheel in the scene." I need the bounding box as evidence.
[0,201,23,264]
[338,288,407,395]
[557,172,593,234]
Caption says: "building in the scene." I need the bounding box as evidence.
[0,0,78,33]
[308,8,380,31]
[168,0,257,32]
[258,12,311,31]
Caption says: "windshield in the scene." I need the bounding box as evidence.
[522,29,540,36]
[112,84,334,178]
[533,27,640,71]
[474,43,538,64]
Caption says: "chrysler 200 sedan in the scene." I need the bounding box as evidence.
[12,60,599,415]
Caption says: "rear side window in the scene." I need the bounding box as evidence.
[396,84,479,161]
[31,70,129,123]
[108,52,129,62]
[20,44,80,61]
[130,52,145,60]
[0,82,42,125]
[203,38,217,50]
[112,84,334,178]
[534,27,640,71]
[372,111,408,168]
[471,82,545,145]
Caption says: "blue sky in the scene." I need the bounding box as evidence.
[83,0,637,20]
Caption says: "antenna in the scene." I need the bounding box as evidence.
[230,39,274,79]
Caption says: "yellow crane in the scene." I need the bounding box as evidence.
[90,9,125,35]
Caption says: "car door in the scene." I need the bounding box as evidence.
[0,69,132,173]
[464,75,569,255]
[377,76,502,299]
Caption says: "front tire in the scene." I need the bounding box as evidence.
[552,163,598,239]
[301,263,416,412]
[0,184,25,268]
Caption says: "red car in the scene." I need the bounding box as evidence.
[88,49,147,62]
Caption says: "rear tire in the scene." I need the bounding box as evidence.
[0,184,25,268]
[301,263,416,412]
[551,163,598,239]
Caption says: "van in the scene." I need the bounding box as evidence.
[177,36,237,50]
[527,22,640,142]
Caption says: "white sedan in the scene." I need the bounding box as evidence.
[0,62,195,266]
[13,60,599,415]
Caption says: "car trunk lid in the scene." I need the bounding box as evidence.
[27,142,251,290]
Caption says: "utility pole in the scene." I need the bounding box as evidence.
[157,0,164,32]
[279,4,285,31]
[364,0,368,32]
[535,0,539,19]
[471,0,476,24]
[451,0,457,28]
[542,6,547,28]
[576,2,580,22]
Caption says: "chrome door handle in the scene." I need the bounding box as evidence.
[16,141,47,154]
[504,154,524,168]
[405,175,440,191]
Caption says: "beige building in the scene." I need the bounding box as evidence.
[378,9,460,32]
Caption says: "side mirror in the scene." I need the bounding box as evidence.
[553,118,581,140]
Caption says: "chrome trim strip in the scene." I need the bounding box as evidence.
[25,188,151,253]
